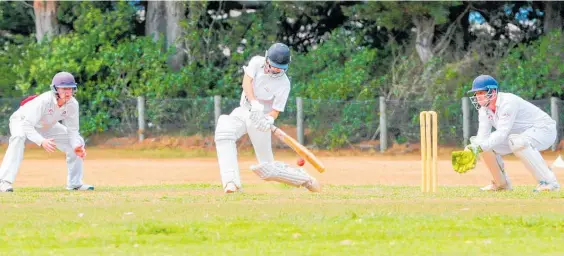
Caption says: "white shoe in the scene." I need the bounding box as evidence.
[304,177,321,192]
[533,181,560,192]
[67,184,94,191]
[224,182,240,194]
[0,180,13,192]
[480,180,512,191]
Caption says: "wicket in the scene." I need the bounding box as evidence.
[420,111,438,193]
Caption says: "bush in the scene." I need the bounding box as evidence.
[496,31,563,99]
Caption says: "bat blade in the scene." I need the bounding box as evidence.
[271,125,326,173]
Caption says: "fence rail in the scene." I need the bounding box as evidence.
[1,96,562,151]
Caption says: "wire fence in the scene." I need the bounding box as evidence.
[0,96,562,151]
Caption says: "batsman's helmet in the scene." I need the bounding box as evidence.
[266,43,291,70]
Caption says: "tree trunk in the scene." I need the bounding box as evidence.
[145,1,186,71]
[165,1,186,71]
[33,0,59,42]
[145,1,166,42]
[544,2,562,33]
[413,15,435,64]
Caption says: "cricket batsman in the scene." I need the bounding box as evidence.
[452,75,560,192]
[214,43,320,193]
[0,72,93,192]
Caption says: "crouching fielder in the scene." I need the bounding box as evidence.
[214,43,320,193]
[465,75,559,192]
[0,72,93,192]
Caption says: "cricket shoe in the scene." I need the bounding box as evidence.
[224,182,241,194]
[533,181,560,192]
[480,180,512,191]
[67,184,95,191]
[0,180,13,192]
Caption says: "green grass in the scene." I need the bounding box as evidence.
[1,185,563,255]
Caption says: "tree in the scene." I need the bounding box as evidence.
[544,2,562,33]
[145,1,186,71]
[33,0,59,42]
[344,2,467,63]
[0,1,35,44]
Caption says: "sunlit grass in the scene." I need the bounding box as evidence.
[0,185,563,255]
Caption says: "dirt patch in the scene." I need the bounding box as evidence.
[10,153,564,190]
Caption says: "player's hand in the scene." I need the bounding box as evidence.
[74,146,87,159]
[254,115,274,132]
[41,138,57,153]
[465,144,483,155]
[451,150,478,173]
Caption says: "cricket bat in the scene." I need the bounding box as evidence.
[271,125,326,173]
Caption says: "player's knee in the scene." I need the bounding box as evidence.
[215,115,236,142]
[508,134,530,153]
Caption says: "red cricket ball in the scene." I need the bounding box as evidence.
[297,158,305,166]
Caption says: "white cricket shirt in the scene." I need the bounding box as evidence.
[239,56,291,113]
[10,91,83,148]
[476,92,556,151]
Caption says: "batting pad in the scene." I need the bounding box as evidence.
[480,151,510,187]
[509,134,558,184]
[250,161,312,187]
[215,115,242,188]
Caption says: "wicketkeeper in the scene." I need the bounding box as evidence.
[452,75,560,192]
[0,72,93,192]
[214,43,320,193]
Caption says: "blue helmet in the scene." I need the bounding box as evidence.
[266,43,291,70]
[467,75,498,94]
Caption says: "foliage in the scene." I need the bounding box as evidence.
[1,1,563,148]
[4,2,178,136]
[343,1,462,30]
[0,1,35,45]
[496,31,563,99]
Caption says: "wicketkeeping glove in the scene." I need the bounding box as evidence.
[451,144,482,174]
[451,150,478,174]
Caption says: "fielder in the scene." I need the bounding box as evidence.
[0,72,93,192]
[462,75,560,192]
[214,43,320,193]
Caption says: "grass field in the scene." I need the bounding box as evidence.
[1,184,563,255]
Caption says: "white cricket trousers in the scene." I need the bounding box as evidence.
[0,119,85,188]
[491,123,556,155]
[215,107,274,189]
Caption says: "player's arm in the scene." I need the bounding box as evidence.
[268,110,280,120]
[270,85,290,120]
[475,108,492,142]
[479,102,518,151]
[242,73,257,102]
[242,56,262,103]
[253,85,289,131]
[62,102,86,158]
[19,95,47,146]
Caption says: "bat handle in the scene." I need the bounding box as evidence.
[270,125,278,133]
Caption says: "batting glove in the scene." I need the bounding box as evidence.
[254,115,274,132]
